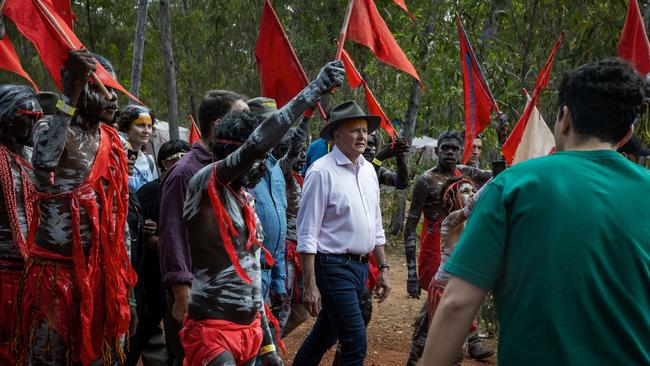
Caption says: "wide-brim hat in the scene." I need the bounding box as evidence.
[320,101,381,140]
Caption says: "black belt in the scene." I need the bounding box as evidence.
[321,253,369,263]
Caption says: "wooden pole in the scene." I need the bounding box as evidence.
[335,0,355,60]
[33,0,112,99]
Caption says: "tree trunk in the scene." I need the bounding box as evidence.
[519,0,538,87]
[160,0,179,140]
[129,0,148,102]
[389,78,422,236]
[388,19,434,236]
[85,0,95,51]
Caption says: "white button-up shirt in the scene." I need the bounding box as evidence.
[296,145,386,255]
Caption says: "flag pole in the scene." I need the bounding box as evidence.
[33,0,112,99]
[335,0,355,59]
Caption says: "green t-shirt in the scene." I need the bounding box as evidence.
[446,150,650,365]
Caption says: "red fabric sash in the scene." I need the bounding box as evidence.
[25,125,136,365]
[0,145,35,259]
[207,165,273,284]
[263,302,286,354]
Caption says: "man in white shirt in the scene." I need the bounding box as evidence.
[292,101,391,366]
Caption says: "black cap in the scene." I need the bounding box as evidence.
[618,135,650,157]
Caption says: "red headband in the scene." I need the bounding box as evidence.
[214,139,244,146]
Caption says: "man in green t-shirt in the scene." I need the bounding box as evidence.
[420,58,650,365]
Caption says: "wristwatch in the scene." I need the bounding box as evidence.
[379,263,390,271]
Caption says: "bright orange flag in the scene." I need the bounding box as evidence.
[0,36,39,91]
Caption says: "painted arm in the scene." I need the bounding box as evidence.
[278,117,309,176]
[418,276,487,366]
[216,61,344,184]
[259,309,283,366]
[404,175,429,299]
[32,49,97,187]
[458,165,492,186]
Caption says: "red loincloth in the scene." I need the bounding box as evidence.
[418,217,443,291]
[181,315,263,366]
[0,260,22,364]
[17,125,136,365]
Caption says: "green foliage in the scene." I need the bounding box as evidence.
[0,0,640,140]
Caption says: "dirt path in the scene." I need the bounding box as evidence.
[281,249,497,365]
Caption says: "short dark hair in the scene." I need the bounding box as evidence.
[157,139,191,167]
[436,131,463,149]
[558,58,645,143]
[0,84,37,124]
[198,90,244,138]
[115,104,155,132]
[211,111,260,160]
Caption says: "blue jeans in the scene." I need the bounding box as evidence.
[292,254,369,366]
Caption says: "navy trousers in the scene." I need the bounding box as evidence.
[292,254,369,366]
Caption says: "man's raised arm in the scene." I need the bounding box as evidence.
[216,61,344,184]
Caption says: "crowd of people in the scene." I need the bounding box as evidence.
[0,46,649,366]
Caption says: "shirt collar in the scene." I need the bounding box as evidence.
[331,145,365,167]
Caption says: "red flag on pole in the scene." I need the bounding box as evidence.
[503,32,564,165]
[347,0,423,90]
[617,0,650,75]
[341,48,396,138]
[457,16,499,164]
[50,0,76,29]
[255,0,308,108]
[4,0,139,101]
[255,0,326,118]
[341,48,364,89]
[0,36,39,91]
[188,114,201,144]
[392,0,416,20]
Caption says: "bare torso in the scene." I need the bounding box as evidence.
[184,165,264,324]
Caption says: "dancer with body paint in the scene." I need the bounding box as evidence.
[404,131,493,365]
[16,49,137,365]
[180,60,344,366]
[0,85,40,364]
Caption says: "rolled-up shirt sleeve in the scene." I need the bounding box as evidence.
[296,169,327,254]
[158,173,194,287]
[374,185,386,246]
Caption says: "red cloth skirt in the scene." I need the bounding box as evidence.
[0,259,23,364]
[418,217,442,291]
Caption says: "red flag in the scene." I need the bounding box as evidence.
[503,32,564,165]
[392,0,416,20]
[458,17,498,164]
[4,0,139,101]
[347,0,423,90]
[341,48,364,89]
[0,36,39,91]
[255,0,309,108]
[341,48,395,138]
[617,0,650,75]
[50,0,76,29]
[188,114,201,144]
